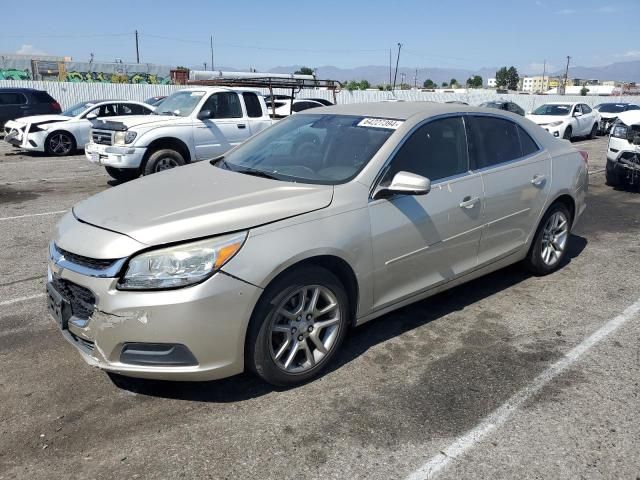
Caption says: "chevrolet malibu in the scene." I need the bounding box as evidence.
[47,103,588,386]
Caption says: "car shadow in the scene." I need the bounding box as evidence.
[109,234,588,402]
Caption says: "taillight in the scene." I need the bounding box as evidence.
[51,101,61,112]
[578,150,588,166]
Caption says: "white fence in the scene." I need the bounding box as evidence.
[2,79,638,111]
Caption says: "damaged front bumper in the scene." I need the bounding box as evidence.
[46,254,263,381]
[4,120,47,152]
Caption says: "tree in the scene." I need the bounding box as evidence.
[580,86,590,96]
[495,66,519,90]
[359,79,371,90]
[423,78,435,89]
[466,75,483,88]
[441,81,449,87]
[294,66,314,75]
[450,78,458,88]
[345,79,370,91]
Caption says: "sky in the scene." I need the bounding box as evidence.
[2,0,639,74]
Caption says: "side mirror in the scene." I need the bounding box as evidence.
[86,113,98,120]
[633,136,640,146]
[573,111,583,117]
[374,171,431,199]
[197,109,212,120]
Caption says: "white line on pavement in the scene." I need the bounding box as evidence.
[405,297,640,480]
[0,293,45,307]
[0,210,67,221]
[1,173,105,185]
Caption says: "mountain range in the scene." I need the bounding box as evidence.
[266,60,640,86]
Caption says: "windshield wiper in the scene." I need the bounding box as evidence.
[210,156,230,169]
[158,110,179,116]
[234,166,280,180]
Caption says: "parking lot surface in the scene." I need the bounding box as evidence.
[0,136,638,480]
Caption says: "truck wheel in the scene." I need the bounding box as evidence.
[562,126,572,140]
[45,131,76,156]
[588,123,597,139]
[105,166,139,182]
[143,149,185,175]
[605,164,622,187]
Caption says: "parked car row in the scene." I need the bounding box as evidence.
[44,100,589,386]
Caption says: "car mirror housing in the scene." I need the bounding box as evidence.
[573,111,583,117]
[375,171,431,199]
[197,109,212,120]
[86,113,98,120]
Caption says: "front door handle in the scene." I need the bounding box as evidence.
[459,196,479,209]
[531,174,546,186]
[237,124,246,129]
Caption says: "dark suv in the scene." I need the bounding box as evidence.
[0,88,61,129]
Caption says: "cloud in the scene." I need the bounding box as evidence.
[615,51,640,58]
[556,8,575,14]
[15,44,47,56]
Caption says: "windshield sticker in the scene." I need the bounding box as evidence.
[357,118,404,129]
[190,92,205,97]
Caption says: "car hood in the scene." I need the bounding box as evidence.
[598,112,620,120]
[9,114,71,125]
[526,114,569,125]
[91,114,184,131]
[73,162,334,245]
[617,111,640,126]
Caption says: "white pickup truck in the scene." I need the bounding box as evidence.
[85,87,273,181]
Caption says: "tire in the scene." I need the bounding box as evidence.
[143,149,185,175]
[105,166,139,182]
[588,122,597,140]
[524,202,572,276]
[246,266,350,387]
[605,163,622,187]
[45,130,76,156]
[562,126,572,141]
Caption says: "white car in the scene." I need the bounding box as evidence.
[4,100,154,156]
[605,110,640,187]
[594,102,640,135]
[267,98,325,118]
[526,102,600,140]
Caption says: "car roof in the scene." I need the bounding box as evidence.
[311,101,499,121]
[541,101,580,105]
[0,87,46,93]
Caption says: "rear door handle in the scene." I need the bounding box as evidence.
[531,174,546,186]
[237,124,246,129]
[459,196,480,209]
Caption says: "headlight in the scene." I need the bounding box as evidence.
[548,121,564,127]
[118,232,247,290]
[611,124,628,139]
[113,131,137,145]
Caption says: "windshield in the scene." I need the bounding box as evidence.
[62,102,92,117]
[597,103,627,113]
[480,102,503,109]
[217,114,397,185]
[153,91,205,116]
[532,104,572,116]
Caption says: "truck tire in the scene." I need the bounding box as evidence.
[105,166,139,182]
[143,149,185,175]
[605,164,622,187]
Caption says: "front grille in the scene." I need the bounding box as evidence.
[51,277,96,319]
[92,129,112,146]
[56,245,117,270]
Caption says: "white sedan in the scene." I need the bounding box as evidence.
[3,100,154,156]
[526,102,600,140]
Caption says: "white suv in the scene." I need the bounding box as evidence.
[605,110,640,187]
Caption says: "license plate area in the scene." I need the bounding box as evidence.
[47,282,71,330]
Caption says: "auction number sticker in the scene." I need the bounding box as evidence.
[357,118,404,129]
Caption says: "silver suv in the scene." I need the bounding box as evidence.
[47,103,588,386]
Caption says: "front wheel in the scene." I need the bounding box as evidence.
[605,163,622,187]
[524,203,571,275]
[45,131,76,156]
[562,126,572,140]
[143,149,185,175]
[246,266,350,386]
[105,166,139,182]
[588,122,597,139]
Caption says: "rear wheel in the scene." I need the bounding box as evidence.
[105,166,139,182]
[45,131,76,156]
[143,149,185,175]
[246,266,350,386]
[524,203,571,275]
[562,126,572,140]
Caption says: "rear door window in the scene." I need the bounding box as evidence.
[242,92,263,118]
[0,93,27,105]
[467,116,523,168]
[582,104,592,114]
[517,126,539,157]
[119,103,150,115]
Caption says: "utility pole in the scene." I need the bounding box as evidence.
[135,30,140,63]
[210,35,214,71]
[389,48,392,87]
[414,68,418,89]
[203,62,207,70]
[541,59,546,93]
[562,56,571,95]
[392,42,402,90]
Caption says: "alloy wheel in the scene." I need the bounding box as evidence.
[541,211,569,266]
[49,133,72,155]
[155,157,180,172]
[268,285,341,373]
